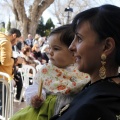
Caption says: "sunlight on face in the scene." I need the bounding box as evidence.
[11,37,21,46]
[48,34,75,68]
[69,22,103,74]
[35,45,40,52]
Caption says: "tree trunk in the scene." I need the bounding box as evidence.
[11,0,55,39]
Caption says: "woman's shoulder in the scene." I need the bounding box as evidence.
[56,99,118,120]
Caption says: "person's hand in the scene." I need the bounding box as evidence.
[31,95,44,108]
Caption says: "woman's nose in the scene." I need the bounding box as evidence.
[69,41,76,52]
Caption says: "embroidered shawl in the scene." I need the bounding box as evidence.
[34,63,90,95]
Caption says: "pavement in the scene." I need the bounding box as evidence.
[12,87,27,115]
[13,99,27,114]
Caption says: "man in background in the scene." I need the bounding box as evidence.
[0,28,23,79]
[25,34,34,48]
[0,28,23,115]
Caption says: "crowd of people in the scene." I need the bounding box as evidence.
[10,24,90,120]
[13,33,49,100]
[0,4,120,120]
[0,29,49,108]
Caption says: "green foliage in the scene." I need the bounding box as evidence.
[44,18,55,36]
[1,22,5,28]
[7,18,11,31]
[36,16,45,36]
[0,28,5,32]
[45,18,55,30]
[45,29,51,36]
[0,22,5,32]
[36,17,55,37]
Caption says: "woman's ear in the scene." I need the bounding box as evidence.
[103,37,115,56]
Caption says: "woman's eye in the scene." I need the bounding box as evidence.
[77,36,82,43]
[53,48,59,50]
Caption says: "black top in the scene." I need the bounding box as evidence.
[32,50,42,61]
[51,77,120,120]
[42,52,49,63]
[16,41,27,51]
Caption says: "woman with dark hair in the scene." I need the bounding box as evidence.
[51,4,120,120]
[21,46,37,67]
[21,46,37,85]
[31,43,42,62]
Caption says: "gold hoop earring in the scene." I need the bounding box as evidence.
[99,54,106,79]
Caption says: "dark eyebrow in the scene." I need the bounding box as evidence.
[51,45,62,49]
[53,45,61,47]
[76,32,84,37]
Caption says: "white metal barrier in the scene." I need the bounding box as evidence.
[0,72,13,120]
[18,65,36,104]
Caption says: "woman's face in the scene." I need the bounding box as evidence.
[69,22,104,75]
[48,34,75,68]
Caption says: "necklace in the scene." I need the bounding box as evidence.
[84,73,120,89]
[103,73,120,80]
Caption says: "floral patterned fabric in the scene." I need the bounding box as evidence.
[34,63,90,95]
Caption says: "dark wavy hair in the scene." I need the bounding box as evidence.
[22,46,31,55]
[49,24,74,47]
[72,4,120,65]
[8,28,21,37]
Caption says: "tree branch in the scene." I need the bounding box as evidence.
[28,0,55,23]
[12,0,28,22]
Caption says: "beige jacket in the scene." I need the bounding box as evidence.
[0,33,14,81]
